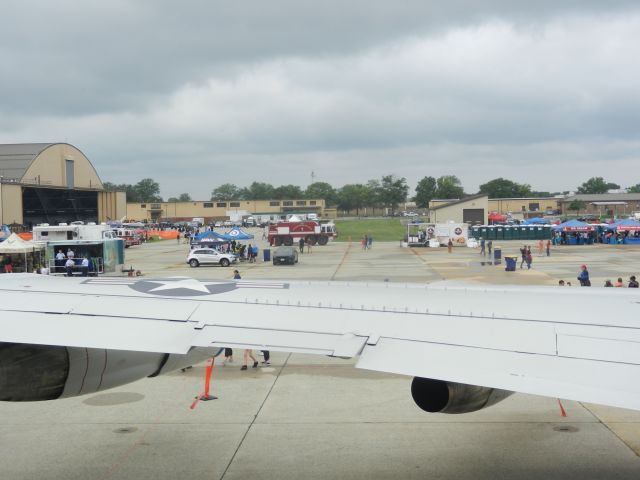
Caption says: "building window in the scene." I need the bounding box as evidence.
[283,201,293,206]
[150,203,161,210]
[270,201,280,206]
[203,202,213,208]
[309,200,316,206]
[141,204,146,208]
[528,203,540,211]
[230,202,240,207]
[216,202,227,207]
[296,200,306,206]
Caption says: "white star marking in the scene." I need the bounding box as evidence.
[148,278,215,294]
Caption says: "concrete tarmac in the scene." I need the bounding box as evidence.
[1,234,640,479]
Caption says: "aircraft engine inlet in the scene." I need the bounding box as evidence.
[0,342,212,401]
[411,377,513,414]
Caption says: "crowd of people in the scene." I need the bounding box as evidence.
[558,265,639,288]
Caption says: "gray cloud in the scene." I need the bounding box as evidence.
[1,1,639,198]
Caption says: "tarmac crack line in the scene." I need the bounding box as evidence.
[581,403,640,457]
[218,352,292,480]
[330,242,353,281]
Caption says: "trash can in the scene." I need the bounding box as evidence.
[505,256,517,271]
[493,247,502,264]
[263,249,271,262]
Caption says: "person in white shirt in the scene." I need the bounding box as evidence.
[55,249,66,273]
[66,248,75,259]
[65,257,75,276]
[80,257,90,276]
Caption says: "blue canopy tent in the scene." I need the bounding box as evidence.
[221,227,254,241]
[193,230,226,241]
[605,218,640,230]
[605,218,640,244]
[552,219,594,245]
[523,217,549,225]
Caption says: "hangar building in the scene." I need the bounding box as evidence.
[429,194,489,225]
[0,143,125,227]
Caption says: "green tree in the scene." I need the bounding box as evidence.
[577,177,620,194]
[337,184,368,215]
[305,182,337,206]
[435,175,464,199]
[413,176,437,208]
[273,184,304,199]
[478,178,532,198]
[627,183,640,193]
[167,193,192,202]
[378,174,408,214]
[241,182,275,200]
[568,199,587,214]
[133,178,162,202]
[211,183,242,201]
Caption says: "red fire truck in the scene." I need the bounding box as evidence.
[267,221,337,246]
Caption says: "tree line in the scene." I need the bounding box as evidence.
[103,176,640,211]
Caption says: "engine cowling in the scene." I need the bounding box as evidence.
[411,377,513,414]
[0,342,214,402]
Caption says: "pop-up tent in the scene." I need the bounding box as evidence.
[221,227,254,240]
[606,218,640,231]
[0,233,45,272]
[551,219,594,232]
[193,230,226,241]
[523,217,549,225]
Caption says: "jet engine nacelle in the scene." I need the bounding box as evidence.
[411,377,513,414]
[0,342,214,402]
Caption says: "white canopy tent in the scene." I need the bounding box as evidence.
[0,233,44,272]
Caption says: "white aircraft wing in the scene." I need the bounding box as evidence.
[1,274,640,411]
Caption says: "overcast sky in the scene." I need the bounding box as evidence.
[2,1,639,199]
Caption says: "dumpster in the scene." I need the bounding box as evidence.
[493,247,502,264]
[505,256,517,271]
[263,249,271,262]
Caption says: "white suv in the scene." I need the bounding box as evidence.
[187,248,237,268]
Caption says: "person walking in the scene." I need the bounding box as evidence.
[546,239,551,256]
[615,277,624,287]
[447,239,453,253]
[519,245,527,269]
[261,350,271,365]
[487,240,492,257]
[525,249,532,270]
[604,280,613,287]
[299,237,305,254]
[240,349,258,370]
[577,265,591,286]
[538,239,544,257]
[629,276,639,288]
[367,235,373,250]
[224,348,234,364]
[480,238,485,255]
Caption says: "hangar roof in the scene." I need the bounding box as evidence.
[0,143,54,181]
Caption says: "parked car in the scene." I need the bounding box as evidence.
[223,220,233,227]
[187,248,237,267]
[272,246,298,265]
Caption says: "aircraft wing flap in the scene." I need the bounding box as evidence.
[70,296,199,321]
[192,325,368,357]
[356,337,640,411]
[0,311,195,354]
[0,291,75,314]
[556,325,640,365]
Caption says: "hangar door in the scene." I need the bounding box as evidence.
[463,208,484,225]
[22,187,98,227]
